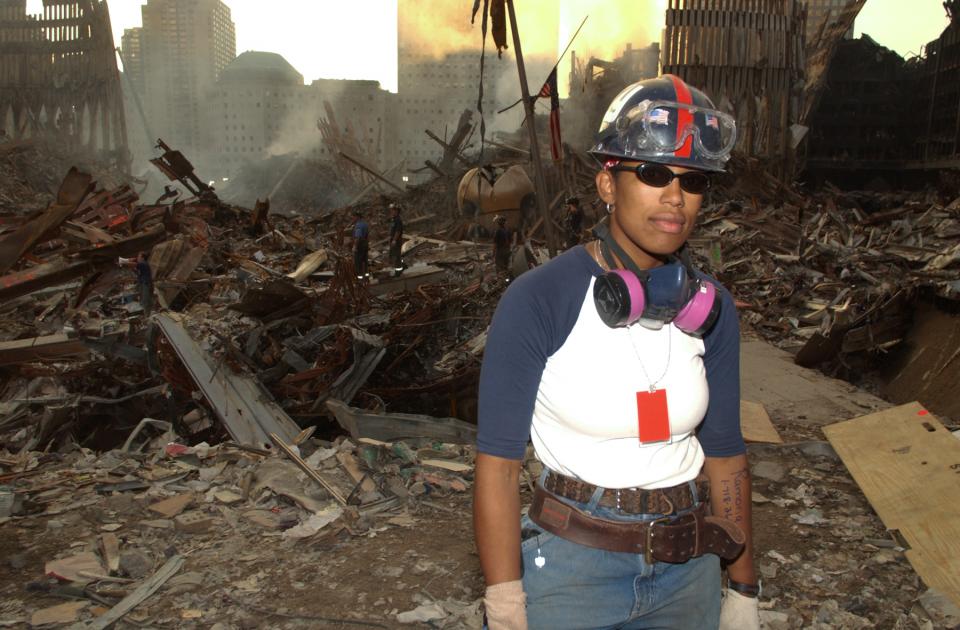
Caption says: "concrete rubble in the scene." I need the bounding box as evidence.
[0,135,959,628]
[1,0,958,625]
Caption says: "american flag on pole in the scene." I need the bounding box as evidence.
[537,68,563,161]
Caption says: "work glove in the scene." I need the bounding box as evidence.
[719,588,760,630]
[483,580,527,630]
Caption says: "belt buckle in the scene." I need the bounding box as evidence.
[644,516,672,564]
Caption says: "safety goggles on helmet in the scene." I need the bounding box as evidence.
[614,99,736,163]
[608,162,711,195]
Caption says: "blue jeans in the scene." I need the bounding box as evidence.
[520,475,720,630]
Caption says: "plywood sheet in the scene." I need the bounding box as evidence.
[740,400,783,443]
[824,402,960,606]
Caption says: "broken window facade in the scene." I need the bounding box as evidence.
[0,0,128,158]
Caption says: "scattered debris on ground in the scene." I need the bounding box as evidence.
[2,137,959,628]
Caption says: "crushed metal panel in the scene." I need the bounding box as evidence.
[327,328,386,405]
[0,225,168,301]
[230,279,308,318]
[0,259,95,302]
[153,313,301,449]
[801,0,868,124]
[149,239,205,307]
[0,168,94,274]
[435,330,487,374]
[368,265,446,297]
[326,398,477,444]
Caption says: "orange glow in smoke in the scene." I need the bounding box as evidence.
[399,0,668,96]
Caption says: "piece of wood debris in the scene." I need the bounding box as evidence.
[147,493,193,519]
[420,459,473,473]
[824,402,960,608]
[99,533,120,574]
[31,601,89,626]
[740,400,783,444]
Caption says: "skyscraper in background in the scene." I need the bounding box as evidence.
[395,0,558,181]
[120,28,145,95]
[137,0,236,151]
[803,0,856,43]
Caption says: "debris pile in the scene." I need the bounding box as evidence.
[527,151,960,380]
[0,131,499,621]
[693,177,960,371]
[2,135,959,627]
[0,138,508,457]
[220,154,354,214]
[0,137,129,216]
[3,138,958,450]
[1,433,484,627]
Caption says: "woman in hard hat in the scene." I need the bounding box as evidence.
[474,75,759,630]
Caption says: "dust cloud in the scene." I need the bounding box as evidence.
[399,0,668,96]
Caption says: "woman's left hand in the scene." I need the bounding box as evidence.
[719,589,760,630]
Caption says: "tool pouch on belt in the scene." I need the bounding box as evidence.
[528,485,745,563]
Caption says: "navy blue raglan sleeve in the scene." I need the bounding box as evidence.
[477,251,590,459]
[696,279,745,457]
[477,279,553,459]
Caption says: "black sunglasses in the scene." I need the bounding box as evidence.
[609,163,711,195]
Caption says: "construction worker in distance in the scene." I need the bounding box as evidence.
[119,252,155,316]
[564,195,585,250]
[351,209,370,280]
[492,215,511,278]
[388,202,404,277]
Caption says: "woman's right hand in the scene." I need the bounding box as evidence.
[484,580,528,630]
[474,453,525,627]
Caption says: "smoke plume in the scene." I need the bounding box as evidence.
[399,0,668,96]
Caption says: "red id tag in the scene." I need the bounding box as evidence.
[636,389,670,444]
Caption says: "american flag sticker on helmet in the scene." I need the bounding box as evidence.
[706,114,720,129]
[649,108,671,125]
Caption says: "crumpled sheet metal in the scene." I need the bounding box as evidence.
[326,398,477,445]
[153,313,301,449]
[0,167,94,274]
[0,225,168,302]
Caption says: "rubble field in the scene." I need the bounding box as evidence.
[1,140,959,628]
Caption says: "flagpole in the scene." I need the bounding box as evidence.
[497,15,588,116]
[506,0,559,257]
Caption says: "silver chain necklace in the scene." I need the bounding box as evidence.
[593,240,672,392]
[627,324,672,393]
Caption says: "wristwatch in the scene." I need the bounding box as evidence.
[728,578,762,598]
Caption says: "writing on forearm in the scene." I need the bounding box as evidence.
[718,467,749,525]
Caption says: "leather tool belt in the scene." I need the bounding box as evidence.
[528,485,745,563]
[543,470,710,515]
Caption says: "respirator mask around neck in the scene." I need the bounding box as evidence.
[591,222,720,337]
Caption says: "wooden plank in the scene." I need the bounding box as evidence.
[336,451,378,494]
[823,402,960,607]
[0,333,88,366]
[99,533,120,574]
[740,400,783,444]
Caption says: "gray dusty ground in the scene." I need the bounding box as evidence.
[1,338,957,629]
